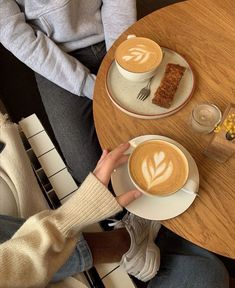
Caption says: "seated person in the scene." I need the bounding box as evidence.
[0,133,229,288]
[0,1,137,184]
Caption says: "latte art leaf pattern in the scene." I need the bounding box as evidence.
[122,44,153,64]
[141,152,174,190]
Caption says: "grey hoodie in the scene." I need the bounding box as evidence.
[0,0,136,98]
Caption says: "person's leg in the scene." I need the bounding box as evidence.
[35,84,101,184]
[83,228,130,264]
[0,215,131,282]
[148,228,229,288]
[51,228,130,282]
[36,42,106,184]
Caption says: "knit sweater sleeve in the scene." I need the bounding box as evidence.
[101,0,137,50]
[0,173,122,288]
[0,0,95,99]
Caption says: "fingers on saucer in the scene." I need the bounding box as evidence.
[116,189,142,207]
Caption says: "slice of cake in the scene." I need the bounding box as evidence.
[152,63,186,108]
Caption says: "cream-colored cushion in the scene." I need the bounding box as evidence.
[0,113,49,218]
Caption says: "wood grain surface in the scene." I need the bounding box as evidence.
[93,0,235,258]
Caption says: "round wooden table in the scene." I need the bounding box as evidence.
[93,0,235,258]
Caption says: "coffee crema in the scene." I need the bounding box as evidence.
[129,140,189,196]
[115,37,162,73]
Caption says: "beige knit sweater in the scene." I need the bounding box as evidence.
[0,113,122,287]
[0,173,122,288]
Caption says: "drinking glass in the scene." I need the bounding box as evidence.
[191,103,222,134]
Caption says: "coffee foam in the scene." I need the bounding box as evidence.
[115,37,162,73]
[129,141,188,196]
[122,44,152,65]
[141,151,174,190]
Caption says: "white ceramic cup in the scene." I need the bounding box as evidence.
[115,35,163,82]
[127,139,190,197]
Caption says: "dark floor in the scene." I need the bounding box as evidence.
[136,0,185,19]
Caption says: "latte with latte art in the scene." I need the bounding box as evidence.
[128,140,189,196]
[115,37,162,73]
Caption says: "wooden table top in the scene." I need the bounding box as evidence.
[93,0,235,258]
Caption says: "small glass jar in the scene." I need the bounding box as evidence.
[191,103,222,134]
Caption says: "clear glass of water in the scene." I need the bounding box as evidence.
[191,103,222,134]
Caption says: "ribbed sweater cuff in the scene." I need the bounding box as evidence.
[55,173,122,237]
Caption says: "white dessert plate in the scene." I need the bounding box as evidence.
[111,135,199,220]
[106,47,195,119]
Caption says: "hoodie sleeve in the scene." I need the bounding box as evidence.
[101,0,137,50]
[0,0,96,99]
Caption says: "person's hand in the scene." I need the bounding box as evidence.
[93,142,130,186]
[93,143,142,207]
[115,189,142,207]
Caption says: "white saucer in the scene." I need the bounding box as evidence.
[106,48,195,119]
[111,135,199,220]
